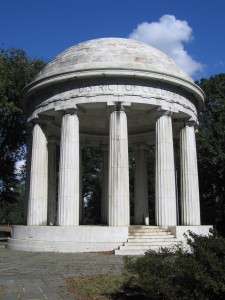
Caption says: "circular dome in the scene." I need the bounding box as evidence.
[23,38,204,115]
[33,38,193,84]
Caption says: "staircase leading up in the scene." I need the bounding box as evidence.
[115,225,179,255]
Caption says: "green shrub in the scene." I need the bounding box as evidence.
[122,230,225,300]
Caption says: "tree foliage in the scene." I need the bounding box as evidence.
[122,230,225,300]
[0,48,45,213]
[196,74,225,234]
[82,147,102,224]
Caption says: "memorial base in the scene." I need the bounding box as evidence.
[6,225,128,253]
[168,225,213,240]
[6,225,213,254]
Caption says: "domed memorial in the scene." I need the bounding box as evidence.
[7,38,212,254]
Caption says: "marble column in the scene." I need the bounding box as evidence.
[47,136,57,225]
[155,114,177,226]
[108,108,130,226]
[79,145,83,224]
[101,145,108,224]
[24,125,32,224]
[180,124,201,225]
[58,110,79,226]
[134,145,149,225]
[27,122,48,226]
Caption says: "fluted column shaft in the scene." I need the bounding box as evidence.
[79,146,83,224]
[27,123,48,225]
[58,111,79,226]
[180,125,201,225]
[101,146,108,224]
[155,115,177,226]
[108,109,130,226]
[24,126,32,224]
[134,146,149,225]
[47,137,57,225]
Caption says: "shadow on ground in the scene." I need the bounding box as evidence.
[0,227,11,242]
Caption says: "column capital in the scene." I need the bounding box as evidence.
[31,114,54,123]
[56,106,78,116]
[55,104,86,116]
[174,117,199,132]
[29,117,44,126]
[154,106,179,121]
[107,102,131,113]
[184,118,199,128]
[29,117,50,134]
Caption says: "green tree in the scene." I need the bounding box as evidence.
[197,74,225,234]
[122,230,225,300]
[0,48,45,222]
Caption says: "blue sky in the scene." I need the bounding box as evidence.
[0,0,225,80]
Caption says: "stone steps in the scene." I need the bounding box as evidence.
[128,233,174,238]
[121,241,178,248]
[127,237,177,243]
[115,225,178,255]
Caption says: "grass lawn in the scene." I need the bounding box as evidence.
[66,273,127,300]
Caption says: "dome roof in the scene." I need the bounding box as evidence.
[23,38,205,111]
[33,38,193,84]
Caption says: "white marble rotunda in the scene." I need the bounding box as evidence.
[7,38,212,253]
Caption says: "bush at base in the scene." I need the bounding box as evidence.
[122,230,225,300]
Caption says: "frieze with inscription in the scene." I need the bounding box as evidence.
[27,78,198,116]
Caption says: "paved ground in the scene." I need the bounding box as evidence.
[0,240,124,300]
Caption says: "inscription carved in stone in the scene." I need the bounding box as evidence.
[50,84,194,111]
[26,79,198,123]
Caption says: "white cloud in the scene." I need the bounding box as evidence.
[129,15,204,77]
